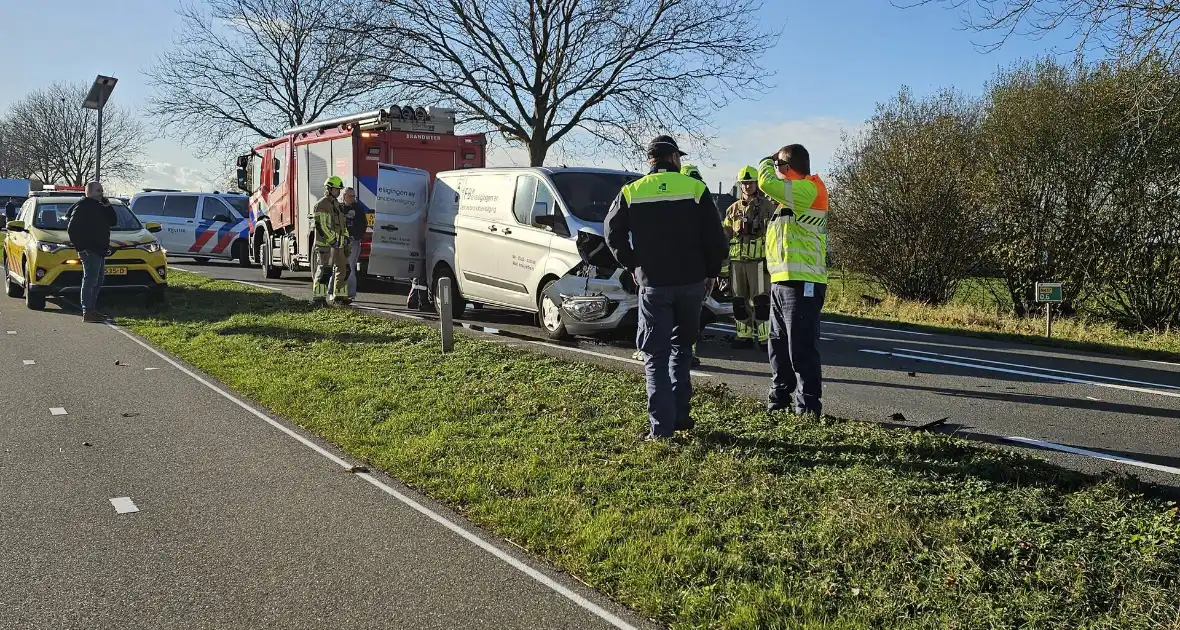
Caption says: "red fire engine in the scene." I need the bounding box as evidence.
[235,106,486,279]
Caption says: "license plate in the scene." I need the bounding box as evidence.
[106,266,128,276]
[366,214,375,227]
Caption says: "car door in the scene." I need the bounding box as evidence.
[159,194,200,256]
[486,174,557,310]
[4,200,32,278]
[368,164,430,280]
[194,196,243,258]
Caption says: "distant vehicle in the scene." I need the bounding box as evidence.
[129,190,251,266]
[1,179,31,222]
[2,195,168,310]
[235,105,487,280]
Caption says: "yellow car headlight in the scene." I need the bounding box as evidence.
[36,241,71,254]
[136,241,162,254]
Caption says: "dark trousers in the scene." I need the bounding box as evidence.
[637,283,705,436]
[767,281,826,415]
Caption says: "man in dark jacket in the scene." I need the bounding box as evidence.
[339,186,367,300]
[604,135,728,439]
[66,181,117,322]
[4,199,17,222]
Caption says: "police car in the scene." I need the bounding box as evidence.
[129,190,252,266]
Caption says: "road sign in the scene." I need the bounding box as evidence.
[1035,282,1063,303]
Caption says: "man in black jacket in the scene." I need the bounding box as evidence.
[605,135,728,439]
[66,182,117,322]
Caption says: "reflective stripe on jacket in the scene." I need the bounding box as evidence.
[756,159,829,284]
[314,196,346,248]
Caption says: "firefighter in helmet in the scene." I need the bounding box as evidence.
[722,166,776,349]
[312,175,351,306]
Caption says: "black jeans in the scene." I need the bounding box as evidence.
[767,281,826,415]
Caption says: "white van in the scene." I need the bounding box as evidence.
[424,167,640,339]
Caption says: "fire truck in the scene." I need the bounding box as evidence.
[235,106,486,279]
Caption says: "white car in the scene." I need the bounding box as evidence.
[129,190,252,265]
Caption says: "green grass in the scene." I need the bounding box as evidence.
[824,272,1180,360]
[115,272,1180,630]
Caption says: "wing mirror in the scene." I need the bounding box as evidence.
[5,220,25,233]
[145,221,162,233]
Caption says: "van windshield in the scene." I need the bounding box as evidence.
[550,172,640,223]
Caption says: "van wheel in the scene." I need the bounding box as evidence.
[434,265,466,320]
[235,240,251,267]
[194,257,210,264]
[262,235,282,279]
[539,278,569,340]
[3,258,23,298]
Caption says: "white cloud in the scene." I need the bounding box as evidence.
[120,161,224,196]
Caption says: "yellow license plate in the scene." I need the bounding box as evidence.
[106,266,128,276]
[366,213,375,227]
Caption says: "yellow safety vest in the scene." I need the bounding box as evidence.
[756,159,829,284]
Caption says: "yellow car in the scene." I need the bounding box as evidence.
[2,195,168,310]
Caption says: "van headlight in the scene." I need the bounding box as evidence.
[37,241,70,254]
[561,295,609,321]
[137,241,162,254]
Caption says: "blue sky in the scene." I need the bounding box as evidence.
[0,0,1077,192]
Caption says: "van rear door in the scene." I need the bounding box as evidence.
[368,163,430,280]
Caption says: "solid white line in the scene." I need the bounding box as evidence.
[354,305,427,321]
[820,337,834,341]
[1146,360,1180,367]
[109,497,140,514]
[1086,396,1101,401]
[1004,436,1180,476]
[860,349,1180,399]
[354,471,638,629]
[232,280,280,292]
[898,347,1180,391]
[105,323,636,630]
[50,407,67,416]
[826,321,933,336]
[23,360,35,365]
[169,266,204,274]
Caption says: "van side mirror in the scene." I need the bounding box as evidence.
[533,213,569,237]
[145,221,162,233]
[236,166,248,192]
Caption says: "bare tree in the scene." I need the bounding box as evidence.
[368,0,778,166]
[0,118,27,179]
[145,0,400,158]
[4,83,146,186]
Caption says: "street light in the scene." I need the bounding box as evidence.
[82,75,118,182]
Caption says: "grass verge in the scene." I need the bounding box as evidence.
[116,272,1180,629]
[824,273,1180,361]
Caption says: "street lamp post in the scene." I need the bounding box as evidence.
[82,75,118,182]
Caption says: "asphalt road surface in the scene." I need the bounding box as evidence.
[172,257,1180,490]
[0,296,653,629]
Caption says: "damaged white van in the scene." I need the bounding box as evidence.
[424,166,732,339]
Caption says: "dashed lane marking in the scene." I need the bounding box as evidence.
[232,280,281,292]
[898,347,1180,391]
[50,408,67,416]
[109,497,140,514]
[23,360,35,365]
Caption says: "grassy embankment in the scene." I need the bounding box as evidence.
[115,272,1180,630]
[823,272,1180,359]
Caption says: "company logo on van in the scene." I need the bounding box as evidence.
[378,187,417,198]
[406,134,442,141]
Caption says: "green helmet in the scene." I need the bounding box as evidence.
[737,166,758,182]
[680,164,702,181]
[325,175,344,189]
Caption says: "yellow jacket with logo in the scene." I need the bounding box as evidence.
[756,159,829,284]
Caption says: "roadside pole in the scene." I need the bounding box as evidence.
[1036,282,1063,338]
[439,277,454,353]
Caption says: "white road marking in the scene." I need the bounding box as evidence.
[169,266,204,274]
[232,280,280,292]
[105,323,637,630]
[1004,436,1180,476]
[354,305,427,321]
[109,497,140,514]
[6,331,14,335]
[144,367,160,371]
[23,360,35,365]
[826,321,933,336]
[820,337,834,341]
[1146,359,1180,367]
[897,348,1180,391]
[861,349,1180,399]
[50,408,67,416]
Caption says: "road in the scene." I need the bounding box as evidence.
[174,258,1180,490]
[0,294,653,629]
